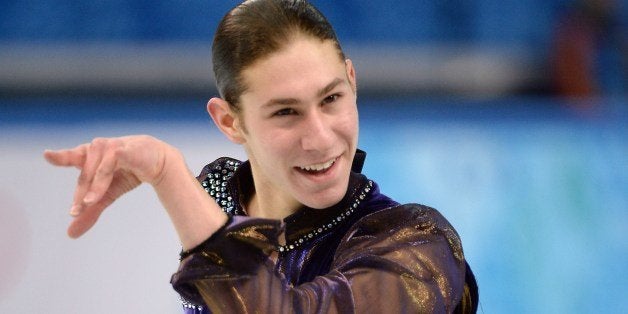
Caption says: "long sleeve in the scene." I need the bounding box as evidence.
[171,204,467,313]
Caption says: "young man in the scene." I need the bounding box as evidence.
[45,1,478,312]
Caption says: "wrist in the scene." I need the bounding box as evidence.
[150,144,186,189]
[148,145,229,249]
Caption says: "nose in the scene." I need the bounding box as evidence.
[300,110,335,152]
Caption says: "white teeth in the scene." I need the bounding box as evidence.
[299,158,336,172]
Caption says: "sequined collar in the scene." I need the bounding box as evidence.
[279,173,372,252]
[198,150,373,252]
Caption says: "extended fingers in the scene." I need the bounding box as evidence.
[82,147,119,206]
[71,138,112,215]
[49,136,155,238]
[67,170,138,238]
[44,144,89,169]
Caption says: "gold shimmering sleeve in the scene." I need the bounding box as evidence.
[172,205,468,313]
[170,215,282,306]
[331,204,467,313]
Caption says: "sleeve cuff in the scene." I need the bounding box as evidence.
[171,215,283,304]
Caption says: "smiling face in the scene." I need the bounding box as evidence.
[225,35,358,216]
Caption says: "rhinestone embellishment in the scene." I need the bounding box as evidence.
[201,159,374,254]
[278,180,373,253]
[181,297,204,311]
[201,160,241,215]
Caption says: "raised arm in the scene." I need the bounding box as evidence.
[44,135,227,250]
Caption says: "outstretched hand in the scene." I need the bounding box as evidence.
[44,135,172,238]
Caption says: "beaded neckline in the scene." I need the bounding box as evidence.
[200,158,374,253]
[278,180,372,253]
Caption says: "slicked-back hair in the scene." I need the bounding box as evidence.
[212,0,346,110]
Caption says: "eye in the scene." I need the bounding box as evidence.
[273,108,297,116]
[322,94,340,105]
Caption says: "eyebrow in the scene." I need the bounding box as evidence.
[262,77,344,108]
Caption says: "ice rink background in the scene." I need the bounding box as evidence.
[1,97,626,313]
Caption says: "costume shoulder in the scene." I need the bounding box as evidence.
[196,157,242,182]
[338,203,465,263]
[337,203,478,313]
[196,157,243,214]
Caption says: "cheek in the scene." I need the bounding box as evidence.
[255,129,298,160]
[337,107,359,142]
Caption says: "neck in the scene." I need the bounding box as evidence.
[244,155,302,220]
[246,190,300,220]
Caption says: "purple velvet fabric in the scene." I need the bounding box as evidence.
[172,151,477,313]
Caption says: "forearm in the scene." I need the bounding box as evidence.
[196,264,450,314]
[152,147,228,251]
[171,206,466,313]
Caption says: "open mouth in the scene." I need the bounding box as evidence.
[296,157,337,175]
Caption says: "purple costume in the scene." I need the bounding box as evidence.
[171,151,478,313]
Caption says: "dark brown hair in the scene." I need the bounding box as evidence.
[212,0,346,110]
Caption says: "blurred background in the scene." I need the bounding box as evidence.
[0,0,626,313]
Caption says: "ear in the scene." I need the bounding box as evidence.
[345,59,357,94]
[207,97,246,144]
